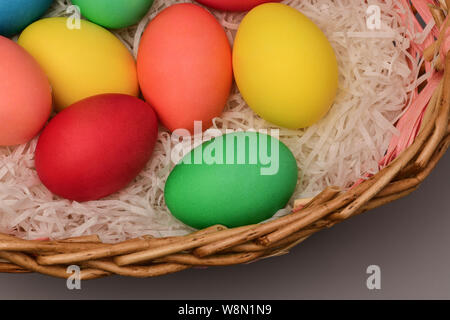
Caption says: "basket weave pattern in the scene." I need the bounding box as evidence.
[0,1,449,279]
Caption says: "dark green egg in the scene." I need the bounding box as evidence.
[164,132,298,229]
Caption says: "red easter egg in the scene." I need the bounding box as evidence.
[137,3,232,133]
[195,0,281,11]
[35,94,158,202]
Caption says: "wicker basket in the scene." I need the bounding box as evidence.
[0,1,449,279]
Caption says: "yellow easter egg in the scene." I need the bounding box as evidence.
[233,3,339,129]
[18,17,139,111]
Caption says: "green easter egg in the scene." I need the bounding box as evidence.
[72,0,154,29]
[164,132,298,229]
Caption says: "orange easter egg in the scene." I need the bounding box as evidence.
[137,3,232,133]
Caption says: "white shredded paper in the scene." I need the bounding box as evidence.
[0,0,423,242]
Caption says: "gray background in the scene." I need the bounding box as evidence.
[0,152,448,300]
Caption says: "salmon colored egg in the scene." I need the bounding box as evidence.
[195,0,281,12]
[35,94,158,202]
[18,18,139,112]
[137,3,232,133]
[0,36,52,146]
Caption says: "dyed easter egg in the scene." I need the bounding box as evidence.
[195,0,281,12]
[18,17,139,112]
[165,132,298,229]
[233,3,339,129]
[0,0,53,37]
[35,94,158,202]
[0,36,52,146]
[71,0,154,29]
[137,3,232,133]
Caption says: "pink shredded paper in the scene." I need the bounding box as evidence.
[366,0,448,172]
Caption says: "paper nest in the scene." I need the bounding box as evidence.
[0,0,426,242]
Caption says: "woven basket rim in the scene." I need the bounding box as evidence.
[1,1,449,279]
